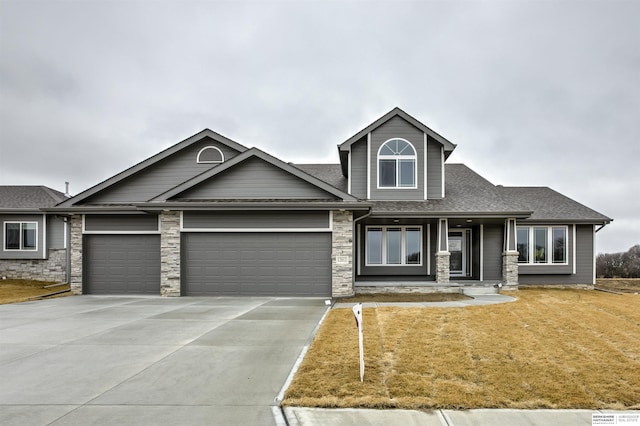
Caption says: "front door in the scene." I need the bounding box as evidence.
[449,229,472,277]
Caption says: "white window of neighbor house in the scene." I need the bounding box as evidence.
[4,222,37,251]
[378,139,417,189]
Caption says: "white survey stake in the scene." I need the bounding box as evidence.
[352,303,364,382]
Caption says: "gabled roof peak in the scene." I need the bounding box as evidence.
[339,107,457,153]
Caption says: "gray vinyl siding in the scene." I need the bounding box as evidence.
[427,138,443,199]
[84,214,159,232]
[182,211,330,229]
[47,216,66,249]
[519,225,595,285]
[0,214,45,259]
[482,224,503,280]
[369,116,425,201]
[177,157,337,200]
[350,138,367,198]
[83,138,242,204]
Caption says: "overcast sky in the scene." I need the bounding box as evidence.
[1,0,638,254]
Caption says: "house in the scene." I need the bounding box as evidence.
[51,108,612,296]
[0,186,68,282]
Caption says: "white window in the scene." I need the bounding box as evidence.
[4,222,37,251]
[366,226,422,266]
[377,138,417,189]
[196,146,224,164]
[517,226,567,264]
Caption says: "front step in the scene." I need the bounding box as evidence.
[460,285,499,296]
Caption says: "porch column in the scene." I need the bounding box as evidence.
[436,218,450,284]
[331,210,354,297]
[502,218,519,289]
[160,211,181,296]
[69,214,83,295]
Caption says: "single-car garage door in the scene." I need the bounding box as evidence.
[84,234,161,294]
[182,232,331,296]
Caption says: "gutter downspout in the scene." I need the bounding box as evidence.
[595,223,608,233]
[62,216,71,284]
[351,208,373,288]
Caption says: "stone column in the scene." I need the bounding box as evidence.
[331,210,354,297]
[435,218,450,284]
[69,214,83,295]
[502,251,519,290]
[436,251,450,284]
[502,218,519,290]
[160,211,181,297]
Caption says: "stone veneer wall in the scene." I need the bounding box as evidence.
[0,248,67,282]
[435,251,450,284]
[502,251,519,290]
[331,210,354,297]
[160,211,181,296]
[69,214,83,295]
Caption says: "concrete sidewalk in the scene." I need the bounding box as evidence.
[332,293,517,309]
[284,407,639,425]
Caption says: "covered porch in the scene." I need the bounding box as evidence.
[353,214,521,293]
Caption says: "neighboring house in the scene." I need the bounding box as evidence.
[0,186,68,282]
[51,108,611,297]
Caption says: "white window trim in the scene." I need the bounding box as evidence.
[423,133,428,200]
[517,225,569,265]
[376,138,418,190]
[365,225,423,266]
[347,147,352,195]
[366,133,371,199]
[3,221,38,251]
[196,146,224,164]
[480,224,484,281]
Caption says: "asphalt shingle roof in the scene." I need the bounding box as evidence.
[295,163,611,223]
[499,186,611,222]
[0,186,67,209]
[293,164,348,192]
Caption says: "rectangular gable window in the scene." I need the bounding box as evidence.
[398,159,415,187]
[4,222,37,251]
[379,160,396,187]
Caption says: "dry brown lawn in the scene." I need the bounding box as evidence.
[283,288,640,409]
[596,278,640,293]
[0,279,70,304]
[338,292,471,303]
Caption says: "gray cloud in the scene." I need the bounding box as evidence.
[1,0,638,253]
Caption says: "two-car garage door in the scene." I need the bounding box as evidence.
[181,232,331,296]
[83,231,331,297]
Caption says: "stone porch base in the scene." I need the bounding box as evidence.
[353,280,505,295]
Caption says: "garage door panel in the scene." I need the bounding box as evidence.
[182,232,331,296]
[84,235,160,295]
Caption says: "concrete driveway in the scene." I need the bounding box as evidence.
[0,295,329,426]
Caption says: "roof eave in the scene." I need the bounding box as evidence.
[135,201,371,211]
[370,211,533,219]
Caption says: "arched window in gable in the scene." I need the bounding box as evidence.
[196,146,224,164]
[377,138,417,188]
